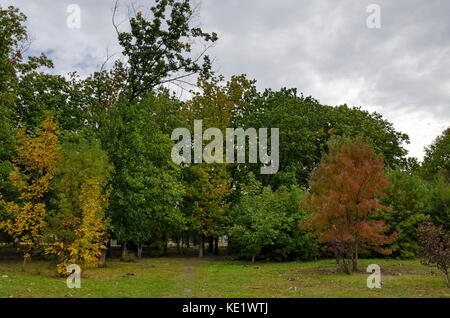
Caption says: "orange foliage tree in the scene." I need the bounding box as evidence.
[0,116,60,269]
[306,138,397,274]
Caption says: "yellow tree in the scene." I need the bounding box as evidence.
[0,116,60,269]
[47,179,109,274]
[45,136,111,275]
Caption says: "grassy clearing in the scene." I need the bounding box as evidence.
[0,251,448,298]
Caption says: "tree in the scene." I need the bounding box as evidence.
[418,222,449,287]
[0,6,77,132]
[115,0,218,102]
[45,135,111,274]
[306,138,396,274]
[228,175,317,262]
[0,116,60,268]
[427,176,450,229]
[237,88,409,189]
[380,169,429,258]
[184,164,232,257]
[0,106,17,229]
[421,127,450,182]
[0,5,27,110]
[101,97,184,258]
[180,75,254,257]
[420,128,450,229]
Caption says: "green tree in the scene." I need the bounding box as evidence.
[421,127,450,182]
[381,169,429,258]
[184,164,232,257]
[101,97,184,258]
[427,176,450,229]
[181,75,254,257]
[116,0,218,102]
[238,88,409,188]
[228,179,316,262]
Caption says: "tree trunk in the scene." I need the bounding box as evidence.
[121,242,128,260]
[137,243,143,258]
[352,244,358,272]
[163,234,168,255]
[106,240,112,257]
[251,255,255,263]
[186,234,190,248]
[214,237,219,255]
[193,235,197,246]
[341,258,350,274]
[208,236,214,253]
[99,240,110,267]
[180,236,184,255]
[198,235,204,258]
[176,237,181,254]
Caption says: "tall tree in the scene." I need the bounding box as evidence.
[101,97,184,258]
[181,75,254,257]
[115,0,218,102]
[306,138,396,274]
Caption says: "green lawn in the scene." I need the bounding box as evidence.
[0,252,448,298]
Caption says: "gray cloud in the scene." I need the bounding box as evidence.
[3,0,449,159]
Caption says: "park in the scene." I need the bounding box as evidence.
[0,1,448,299]
[0,244,448,298]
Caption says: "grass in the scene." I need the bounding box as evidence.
[0,248,448,298]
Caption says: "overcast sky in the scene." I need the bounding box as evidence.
[3,0,449,160]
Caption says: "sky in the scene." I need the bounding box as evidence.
[3,0,449,160]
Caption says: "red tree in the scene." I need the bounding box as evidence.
[306,138,397,273]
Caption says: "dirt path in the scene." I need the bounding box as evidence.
[181,257,205,296]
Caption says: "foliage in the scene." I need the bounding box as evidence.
[306,137,396,273]
[45,135,111,274]
[427,176,450,229]
[380,169,429,258]
[238,89,409,188]
[0,116,60,265]
[181,75,254,255]
[184,164,232,239]
[418,221,450,287]
[100,97,185,250]
[228,176,316,262]
[421,127,450,182]
[117,0,218,101]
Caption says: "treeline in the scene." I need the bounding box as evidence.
[0,3,448,275]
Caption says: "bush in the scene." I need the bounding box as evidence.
[418,221,449,287]
[227,183,317,262]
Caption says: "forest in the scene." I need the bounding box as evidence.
[0,1,448,294]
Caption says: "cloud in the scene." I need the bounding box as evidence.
[4,0,449,159]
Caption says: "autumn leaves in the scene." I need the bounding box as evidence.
[0,117,109,274]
